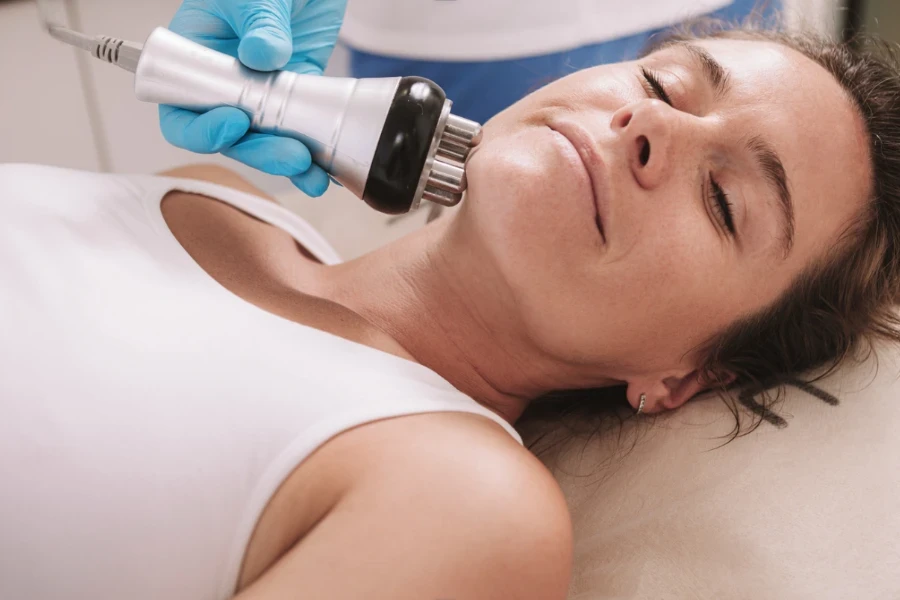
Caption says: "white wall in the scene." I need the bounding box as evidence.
[0,0,98,171]
[784,0,845,36]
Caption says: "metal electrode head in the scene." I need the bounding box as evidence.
[422,114,483,207]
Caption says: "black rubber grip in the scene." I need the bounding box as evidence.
[362,77,446,214]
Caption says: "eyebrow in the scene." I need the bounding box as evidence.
[671,42,796,257]
[746,136,795,256]
[680,42,731,100]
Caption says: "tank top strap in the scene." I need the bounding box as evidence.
[132,174,343,266]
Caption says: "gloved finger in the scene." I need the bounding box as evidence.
[159,105,251,154]
[284,0,348,73]
[167,4,236,46]
[225,0,294,71]
[282,59,324,77]
[221,133,313,177]
[289,164,331,197]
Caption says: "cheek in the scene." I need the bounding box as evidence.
[568,214,740,365]
[463,126,598,269]
[601,228,755,368]
[624,231,730,319]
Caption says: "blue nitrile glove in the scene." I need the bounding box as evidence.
[159,0,348,197]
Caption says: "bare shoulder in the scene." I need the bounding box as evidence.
[357,411,571,524]
[236,412,573,600]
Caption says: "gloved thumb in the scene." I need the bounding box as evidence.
[233,1,293,71]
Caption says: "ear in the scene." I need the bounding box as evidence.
[660,369,736,411]
[627,369,735,413]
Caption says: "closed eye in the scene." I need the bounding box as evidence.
[640,67,673,106]
[709,177,736,236]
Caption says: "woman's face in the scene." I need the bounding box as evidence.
[456,38,871,410]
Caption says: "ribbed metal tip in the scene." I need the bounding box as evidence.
[46,26,143,74]
[94,35,143,73]
[423,113,482,207]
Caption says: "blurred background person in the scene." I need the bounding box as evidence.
[342,0,780,123]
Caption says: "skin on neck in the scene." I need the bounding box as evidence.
[309,214,619,425]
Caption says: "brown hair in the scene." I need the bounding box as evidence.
[516,19,900,457]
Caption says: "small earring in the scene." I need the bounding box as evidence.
[636,393,646,416]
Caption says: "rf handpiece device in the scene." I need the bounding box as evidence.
[46,25,481,215]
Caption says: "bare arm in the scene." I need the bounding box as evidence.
[234,421,573,600]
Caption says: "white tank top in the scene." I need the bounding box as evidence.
[341,0,732,61]
[0,164,523,600]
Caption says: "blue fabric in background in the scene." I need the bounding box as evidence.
[347,0,780,123]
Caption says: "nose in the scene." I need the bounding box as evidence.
[610,99,676,190]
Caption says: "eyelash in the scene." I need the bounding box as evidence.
[640,66,736,237]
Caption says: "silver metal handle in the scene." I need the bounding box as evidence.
[134,27,399,199]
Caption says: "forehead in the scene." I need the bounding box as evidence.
[660,39,871,260]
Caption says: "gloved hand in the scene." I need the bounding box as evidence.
[160,0,348,196]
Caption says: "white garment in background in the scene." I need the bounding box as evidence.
[0,164,522,600]
[341,0,733,60]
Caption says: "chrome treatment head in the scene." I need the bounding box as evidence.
[417,112,482,209]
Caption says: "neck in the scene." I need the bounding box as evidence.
[312,215,577,424]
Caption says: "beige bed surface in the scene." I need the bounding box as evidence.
[528,345,900,599]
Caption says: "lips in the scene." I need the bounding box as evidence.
[548,121,609,244]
